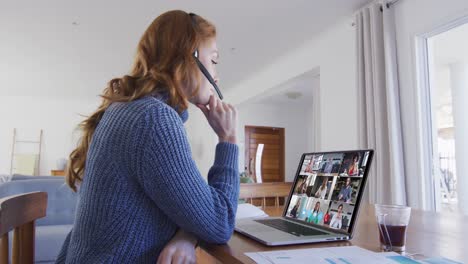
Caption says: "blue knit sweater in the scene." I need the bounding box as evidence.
[56,96,239,263]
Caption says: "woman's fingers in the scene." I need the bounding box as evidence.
[156,249,172,264]
[215,97,223,111]
[222,101,230,112]
[228,104,237,118]
[211,94,219,111]
[197,97,237,144]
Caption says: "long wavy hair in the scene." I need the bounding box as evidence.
[66,10,216,192]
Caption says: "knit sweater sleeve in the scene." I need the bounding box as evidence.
[135,104,239,244]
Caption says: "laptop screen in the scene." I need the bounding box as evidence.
[284,150,373,234]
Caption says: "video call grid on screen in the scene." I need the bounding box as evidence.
[286,151,371,233]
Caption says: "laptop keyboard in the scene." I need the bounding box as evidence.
[255,218,328,237]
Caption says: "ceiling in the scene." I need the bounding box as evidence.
[0,0,371,98]
[244,69,319,106]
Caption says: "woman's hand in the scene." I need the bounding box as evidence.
[157,230,197,264]
[197,95,237,144]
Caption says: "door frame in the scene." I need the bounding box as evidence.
[414,14,468,211]
[245,125,285,182]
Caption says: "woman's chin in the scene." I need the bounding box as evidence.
[188,96,206,106]
[199,95,211,105]
[189,92,212,106]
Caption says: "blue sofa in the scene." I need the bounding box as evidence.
[11,174,64,181]
[0,177,77,263]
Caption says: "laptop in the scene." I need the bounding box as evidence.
[235,149,374,246]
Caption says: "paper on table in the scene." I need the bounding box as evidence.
[375,252,463,264]
[245,246,419,264]
[420,257,463,264]
[236,203,269,220]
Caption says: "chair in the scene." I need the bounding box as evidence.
[0,179,77,263]
[0,192,47,264]
[239,182,292,208]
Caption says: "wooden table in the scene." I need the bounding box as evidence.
[200,204,468,263]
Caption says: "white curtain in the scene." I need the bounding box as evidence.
[356,2,407,205]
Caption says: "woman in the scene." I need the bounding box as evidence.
[306,201,322,224]
[289,199,301,218]
[56,10,239,264]
[297,177,308,195]
[329,204,344,229]
[323,211,331,225]
[314,177,328,199]
[348,154,360,176]
[304,157,314,173]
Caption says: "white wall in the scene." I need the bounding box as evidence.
[219,0,468,210]
[185,106,218,178]
[226,19,359,152]
[393,0,468,209]
[237,103,310,182]
[6,0,467,205]
[0,3,359,183]
[0,95,220,179]
[0,96,100,175]
[0,96,312,181]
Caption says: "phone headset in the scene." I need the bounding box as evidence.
[189,13,224,100]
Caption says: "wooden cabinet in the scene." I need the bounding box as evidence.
[50,170,65,176]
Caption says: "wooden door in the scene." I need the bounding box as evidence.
[245,126,285,182]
